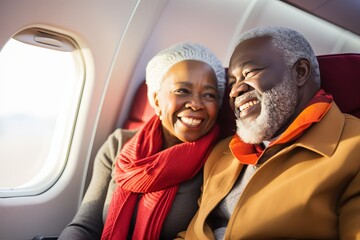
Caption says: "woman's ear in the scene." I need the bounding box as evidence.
[153,92,161,116]
[294,58,311,87]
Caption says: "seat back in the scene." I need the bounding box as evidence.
[317,53,360,118]
[123,53,360,138]
[123,82,154,130]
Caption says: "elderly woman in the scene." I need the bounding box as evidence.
[58,42,225,240]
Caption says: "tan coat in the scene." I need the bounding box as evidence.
[178,103,360,240]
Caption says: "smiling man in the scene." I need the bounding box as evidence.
[177,26,360,239]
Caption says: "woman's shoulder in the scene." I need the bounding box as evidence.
[110,128,138,145]
[95,128,138,167]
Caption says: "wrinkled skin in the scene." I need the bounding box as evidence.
[228,37,314,144]
[154,60,219,148]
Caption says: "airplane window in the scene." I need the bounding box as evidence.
[0,28,84,197]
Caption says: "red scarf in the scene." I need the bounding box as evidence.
[101,115,219,240]
[230,89,333,165]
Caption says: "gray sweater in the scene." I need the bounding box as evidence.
[58,128,203,240]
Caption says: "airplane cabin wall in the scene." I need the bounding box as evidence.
[0,0,359,239]
[0,0,144,239]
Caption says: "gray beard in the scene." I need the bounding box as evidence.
[235,74,297,144]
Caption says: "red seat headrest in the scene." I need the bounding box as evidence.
[317,53,360,118]
[124,53,360,137]
[123,82,154,130]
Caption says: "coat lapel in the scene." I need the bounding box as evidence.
[201,138,244,217]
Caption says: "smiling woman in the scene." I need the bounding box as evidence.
[0,29,84,194]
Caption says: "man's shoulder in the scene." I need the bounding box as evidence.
[319,102,360,137]
[344,113,360,123]
[342,113,360,137]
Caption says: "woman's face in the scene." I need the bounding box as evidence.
[154,60,220,148]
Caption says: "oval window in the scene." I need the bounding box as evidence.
[0,28,85,197]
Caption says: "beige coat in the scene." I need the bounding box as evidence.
[178,103,360,240]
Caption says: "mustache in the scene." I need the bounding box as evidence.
[233,90,262,117]
[235,90,262,104]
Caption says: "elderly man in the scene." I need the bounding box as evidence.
[177,26,360,239]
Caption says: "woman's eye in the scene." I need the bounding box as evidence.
[203,92,218,100]
[174,88,189,94]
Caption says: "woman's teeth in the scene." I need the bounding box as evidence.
[181,117,201,126]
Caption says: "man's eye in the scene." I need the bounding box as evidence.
[244,70,255,78]
[244,67,266,78]
[228,78,236,89]
[228,81,235,89]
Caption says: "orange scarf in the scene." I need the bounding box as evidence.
[230,90,333,165]
[101,115,219,240]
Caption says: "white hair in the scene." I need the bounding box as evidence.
[145,42,226,108]
[236,26,320,87]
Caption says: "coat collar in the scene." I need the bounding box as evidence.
[200,137,243,217]
[291,103,345,158]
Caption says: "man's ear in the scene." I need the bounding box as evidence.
[294,58,311,87]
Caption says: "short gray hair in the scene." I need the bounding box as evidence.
[146,42,226,108]
[237,26,320,87]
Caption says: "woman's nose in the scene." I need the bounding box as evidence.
[185,96,204,111]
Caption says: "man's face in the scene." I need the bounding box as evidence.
[228,37,297,144]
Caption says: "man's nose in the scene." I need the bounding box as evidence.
[229,81,249,99]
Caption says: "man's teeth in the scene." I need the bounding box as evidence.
[181,117,201,125]
[239,100,260,112]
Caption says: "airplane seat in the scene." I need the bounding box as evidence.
[122,82,154,130]
[32,53,360,240]
[317,53,360,118]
